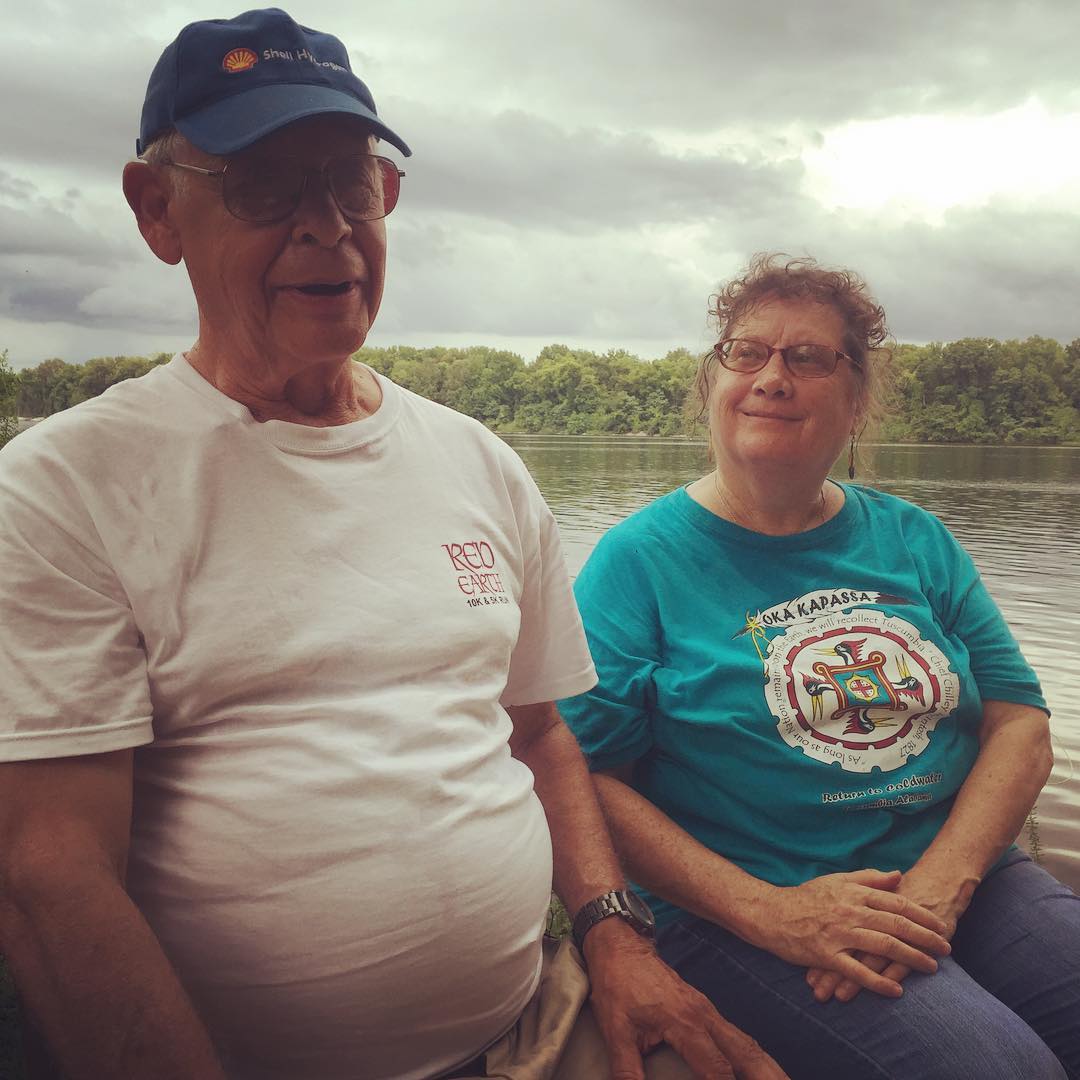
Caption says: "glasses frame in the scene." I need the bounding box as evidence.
[714,337,860,380]
[162,153,406,224]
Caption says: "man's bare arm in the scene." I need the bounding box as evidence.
[507,702,786,1080]
[0,750,226,1080]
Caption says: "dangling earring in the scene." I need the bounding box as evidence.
[847,432,856,480]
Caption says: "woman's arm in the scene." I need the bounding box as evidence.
[902,699,1053,915]
[593,766,952,998]
[808,698,1053,1002]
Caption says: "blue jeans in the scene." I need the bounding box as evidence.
[657,852,1080,1080]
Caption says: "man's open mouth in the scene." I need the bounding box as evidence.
[293,282,354,296]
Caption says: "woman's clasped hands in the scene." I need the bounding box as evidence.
[746,869,952,1001]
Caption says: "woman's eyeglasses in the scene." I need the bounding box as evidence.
[714,338,859,380]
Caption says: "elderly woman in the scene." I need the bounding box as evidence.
[558,255,1080,1080]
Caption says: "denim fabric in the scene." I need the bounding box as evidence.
[657,852,1080,1080]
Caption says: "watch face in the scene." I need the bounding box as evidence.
[623,890,656,930]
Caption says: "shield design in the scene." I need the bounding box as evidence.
[767,611,956,773]
[812,652,901,716]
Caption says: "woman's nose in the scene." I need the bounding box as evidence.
[751,350,792,395]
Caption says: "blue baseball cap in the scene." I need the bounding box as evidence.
[137,7,411,158]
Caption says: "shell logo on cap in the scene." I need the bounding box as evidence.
[222,48,258,74]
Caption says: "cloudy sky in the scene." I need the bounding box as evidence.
[1,0,1078,370]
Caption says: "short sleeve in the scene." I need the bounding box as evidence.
[0,435,154,761]
[557,526,662,771]
[500,467,596,707]
[920,513,1047,715]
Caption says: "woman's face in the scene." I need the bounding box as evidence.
[709,297,862,479]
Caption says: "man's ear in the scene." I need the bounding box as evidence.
[122,162,182,266]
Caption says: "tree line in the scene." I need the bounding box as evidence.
[890,337,1080,444]
[3,335,1080,448]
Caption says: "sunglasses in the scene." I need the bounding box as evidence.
[715,338,860,380]
[164,153,404,224]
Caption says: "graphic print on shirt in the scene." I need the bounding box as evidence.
[441,540,511,607]
[738,588,960,773]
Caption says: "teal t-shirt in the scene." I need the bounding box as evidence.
[558,484,1047,927]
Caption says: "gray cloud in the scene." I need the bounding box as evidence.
[0,163,192,349]
[359,0,1080,132]
[397,108,802,230]
[381,218,710,341]
[0,41,151,177]
[6,1,1079,175]
[695,199,1080,345]
[0,201,125,262]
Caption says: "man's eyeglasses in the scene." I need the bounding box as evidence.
[163,153,405,224]
[714,338,859,380]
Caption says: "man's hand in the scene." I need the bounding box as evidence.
[583,920,788,1079]
[744,869,951,1000]
[804,864,969,1004]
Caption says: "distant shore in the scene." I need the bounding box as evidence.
[14,418,1080,449]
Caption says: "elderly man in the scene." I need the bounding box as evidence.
[0,9,784,1080]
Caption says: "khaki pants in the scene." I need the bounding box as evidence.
[453,937,694,1080]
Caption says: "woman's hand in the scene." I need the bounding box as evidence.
[805,702,1053,1005]
[748,869,952,999]
[804,864,971,1003]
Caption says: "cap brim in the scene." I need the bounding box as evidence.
[175,83,411,157]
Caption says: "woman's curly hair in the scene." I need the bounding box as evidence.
[694,253,894,429]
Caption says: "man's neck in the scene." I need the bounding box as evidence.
[184,344,382,427]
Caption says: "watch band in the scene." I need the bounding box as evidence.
[571,889,656,950]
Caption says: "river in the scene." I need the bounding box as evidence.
[504,436,1080,893]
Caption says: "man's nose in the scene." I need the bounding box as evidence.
[290,170,351,247]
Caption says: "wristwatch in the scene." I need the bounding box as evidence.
[571,889,656,950]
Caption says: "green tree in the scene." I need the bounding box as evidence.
[7,334,1080,445]
[0,349,17,449]
[16,358,82,416]
[1062,338,1080,410]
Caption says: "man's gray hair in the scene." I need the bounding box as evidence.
[140,128,183,167]
[138,128,193,196]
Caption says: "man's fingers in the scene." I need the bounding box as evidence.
[654,990,742,1078]
[704,1014,789,1079]
[659,1025,736,1079]
[652,985,787,1079]
[604,1025,647,1080]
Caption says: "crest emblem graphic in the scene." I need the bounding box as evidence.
[222,48,259,73]
[764,607,958,773]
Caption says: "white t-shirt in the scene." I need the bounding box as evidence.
[0,356,597,1080]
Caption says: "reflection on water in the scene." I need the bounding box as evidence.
[505,436,1080,892]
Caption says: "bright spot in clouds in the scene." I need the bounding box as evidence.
[803,99,1080,221]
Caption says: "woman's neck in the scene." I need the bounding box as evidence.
[689,466,841,536]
